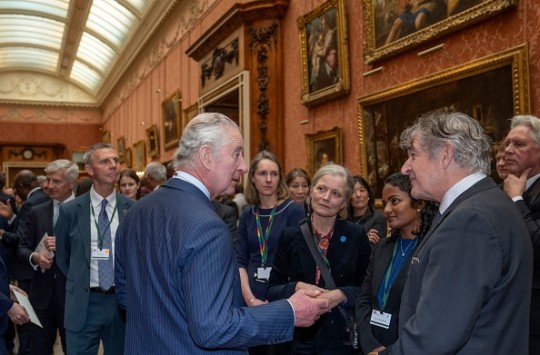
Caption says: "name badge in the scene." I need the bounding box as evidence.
[91,248,110,260]
[255,267,272,281]
[370,310,391,329]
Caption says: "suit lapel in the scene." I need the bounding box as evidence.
[415,177,495,254]
[77,194,92,264]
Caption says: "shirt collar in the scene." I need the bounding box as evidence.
[173,171,210,199]
[527,172,540,190]
[89,186,117,208]
[54,193,75,206]
[439,172,486,214]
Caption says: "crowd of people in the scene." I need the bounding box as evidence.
[0,110,538,354]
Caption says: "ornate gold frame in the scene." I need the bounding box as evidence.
[298,0,350,107]
[357,45,530,196]
[117,136,126,163]
[162,90,182,150]
[145,124,160,158]
[363,0,517,63]
[133,140,146,172]
[305,127,343,177]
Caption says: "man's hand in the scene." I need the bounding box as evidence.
[504,168,531,198]
[44,236,56,252]
[316,289,346,309]
[32,252,53,270]
[288,289,330,327]
[7,303,29,325]
[295,281,326,293]
[368,345,386,354]
[9,284,27,302]
[0,199,14,219]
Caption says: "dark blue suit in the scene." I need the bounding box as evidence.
[115,178,295,354]
[0,256,13,355]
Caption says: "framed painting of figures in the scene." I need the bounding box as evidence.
[362,0,516,63]
[298,0,350,107]
[305,127,343,177]
[357,46,529,197]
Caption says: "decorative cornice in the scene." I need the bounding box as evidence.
[186,0,289,61]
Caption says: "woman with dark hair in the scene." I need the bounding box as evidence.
[267,163,371,354]
[286,167,311,210]
[356,173,437,354]
[235,151,305,355]
[118,169,141,201]
[348,176,387,244]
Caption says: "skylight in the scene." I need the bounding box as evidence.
[0,0,152,97]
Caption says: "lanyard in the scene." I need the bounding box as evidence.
[255,203,277,267]
[91,197,118,250]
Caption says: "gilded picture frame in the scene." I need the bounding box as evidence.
[146,124,160,158]
[363,0,517,63]
[162,91,182,150]
[357,45,530,197]
[117,136,126,163]
[102,130,111,144]
[125,147,132,169]
[305,127,343,177]
[133,140,146,171]
[298,0,350,107]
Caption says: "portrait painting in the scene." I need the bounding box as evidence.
[117,136,126,163]
[71,151,85,171]
[363,0,516,63]
[146,124,160,158]
[298,0,350,107]
[305,127,343,176]
[162,90,182,150]
[133,140,146,172]
[358,46,530,197]
[125,147,132,169]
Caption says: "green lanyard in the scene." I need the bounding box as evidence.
[255,203,277,267]
[91,197,118,250]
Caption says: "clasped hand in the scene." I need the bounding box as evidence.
[295,281,347,309]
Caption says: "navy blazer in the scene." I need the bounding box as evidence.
[55,192,133,332]
[267,219,371,352]
[115,178,296,354]
[383,177,533,354]
[356,237,411,353]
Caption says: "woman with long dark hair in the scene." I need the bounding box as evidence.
[348,176,387,244]
[356,173,437,354]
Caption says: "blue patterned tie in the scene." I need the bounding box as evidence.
[98,199,114,290]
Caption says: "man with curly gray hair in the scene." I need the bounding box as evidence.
[371,111,533,355]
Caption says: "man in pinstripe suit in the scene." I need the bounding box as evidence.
[115,113,329,354]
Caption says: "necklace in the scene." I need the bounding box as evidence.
[400,238,416,256]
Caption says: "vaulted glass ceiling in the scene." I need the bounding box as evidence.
[0,0,154,98]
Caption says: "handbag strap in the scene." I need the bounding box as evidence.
[300,221,349,320]
[300,221,336,289]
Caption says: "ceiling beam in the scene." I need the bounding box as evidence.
[57,0,92,79]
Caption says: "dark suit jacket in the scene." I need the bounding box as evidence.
[4,188,49,280]
[383,177,532,354]
[212,199,238,245]
[18,200,65,311]
[356,237,411,353]
[55,192,133,332]
[115,178,295,354]
[267,219,371,352]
